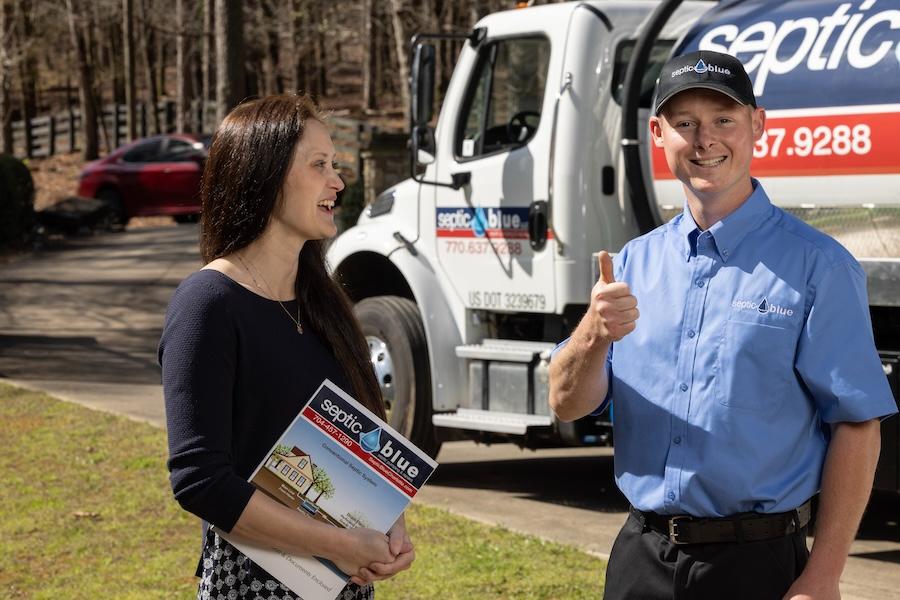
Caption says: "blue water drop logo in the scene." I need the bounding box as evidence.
[360,428,382,453]
[471,207,487,238]
[694,59,708,74]
[757,297,769,314]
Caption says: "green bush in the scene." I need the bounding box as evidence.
[0,154,36,248]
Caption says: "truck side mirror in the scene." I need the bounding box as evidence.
[411,125,436,164]
[410,43,435,127]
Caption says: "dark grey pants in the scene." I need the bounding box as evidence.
[603,512,810,600]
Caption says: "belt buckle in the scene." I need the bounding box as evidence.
[668,515,692,544]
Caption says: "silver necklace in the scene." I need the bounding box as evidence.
[235,253,303,334]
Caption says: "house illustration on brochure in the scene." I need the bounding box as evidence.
[253,444,342,527]
[266,446,316,497]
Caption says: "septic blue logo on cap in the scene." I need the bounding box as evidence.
[694,59,708,74]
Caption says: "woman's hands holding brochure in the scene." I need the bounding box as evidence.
[334,527,394,585]
[348,515,416,586]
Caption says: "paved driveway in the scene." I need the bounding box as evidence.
[1,225,898,599]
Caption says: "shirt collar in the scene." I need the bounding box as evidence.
[673,179,773,263]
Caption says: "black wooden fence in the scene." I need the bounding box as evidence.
[9,101,400,188]
[10,101,183,159]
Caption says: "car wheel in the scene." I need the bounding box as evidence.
[354,296,441,458]
[97,187,128,230]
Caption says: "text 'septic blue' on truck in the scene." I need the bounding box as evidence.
[327,0,900,492]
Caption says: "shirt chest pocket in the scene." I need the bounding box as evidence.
[715,319,796,412]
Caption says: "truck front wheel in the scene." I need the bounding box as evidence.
[354,296,440,458]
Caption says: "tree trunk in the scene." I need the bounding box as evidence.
[362,0,375,111]
[259,0,282,94]
[175,0,189,132]
[315,8,326,96]
[388,0,410,123]
[215,0,245,123]
[469,0,481,26]
[16,0,37,157]
[0,0,12,154]
[291,0,308,93]
[66,0,99,160]
[138,0,161,135]
[123,0,136,141]
[155,25,166,99]
[108,20,125,105]
[201,0,214,132]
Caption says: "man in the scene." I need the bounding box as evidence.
[549,50,897,600]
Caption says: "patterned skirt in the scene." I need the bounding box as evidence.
[197,527,375,600]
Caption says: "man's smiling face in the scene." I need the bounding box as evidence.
[650,88,765,208]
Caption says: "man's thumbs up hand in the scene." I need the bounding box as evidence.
[598,250,616,285]
[590,251,639,343]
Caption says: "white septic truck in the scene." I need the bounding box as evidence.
[327,0,900,492]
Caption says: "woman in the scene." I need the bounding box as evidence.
[159,94,414,600]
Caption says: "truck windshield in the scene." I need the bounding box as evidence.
[612,40,675,107]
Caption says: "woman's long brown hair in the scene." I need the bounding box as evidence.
[199,93,385,420]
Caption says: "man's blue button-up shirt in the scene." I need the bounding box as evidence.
[595,181,897,517]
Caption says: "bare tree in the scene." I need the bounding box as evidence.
[214,0,244,123]
[123,0,136,140]
[388,0,410,122]
[290,0,307,93]
[66,0,99,159]
[361,0,375,111]
[258,0,283,95]
[14,0,36,157]
[312,1,326,96]
[0,0,14,153]
[201,0,214,132]
[175,0,189,132]
[137,0,161,134]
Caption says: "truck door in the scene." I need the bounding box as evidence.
[433,36,556,314]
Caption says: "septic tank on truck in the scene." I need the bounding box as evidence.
[326,0,900,492]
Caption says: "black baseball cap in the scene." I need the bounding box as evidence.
[654,50,756,115]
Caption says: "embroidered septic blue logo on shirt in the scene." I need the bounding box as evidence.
[360,428,382,453]
[732,297,794,317]
[694,59,708,74]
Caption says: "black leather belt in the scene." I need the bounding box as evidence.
[630,500,812,545]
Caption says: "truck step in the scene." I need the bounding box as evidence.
[455,338,556,363]
[432,408,553,435]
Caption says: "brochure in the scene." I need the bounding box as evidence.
[217,378,438,600]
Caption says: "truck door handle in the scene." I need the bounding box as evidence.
[528,200,549,251]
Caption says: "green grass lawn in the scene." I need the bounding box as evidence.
[0,383,605,599]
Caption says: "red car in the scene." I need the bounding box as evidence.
[77,134,210,226]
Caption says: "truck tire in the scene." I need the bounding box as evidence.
[354,295,441,458]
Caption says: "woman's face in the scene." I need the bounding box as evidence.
[272,119,345,242]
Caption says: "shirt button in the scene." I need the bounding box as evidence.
[679,383,688,392]
[673,436,682,445]
[696,280,705,288]
[667,491,676,501]
[687,330,695,338]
